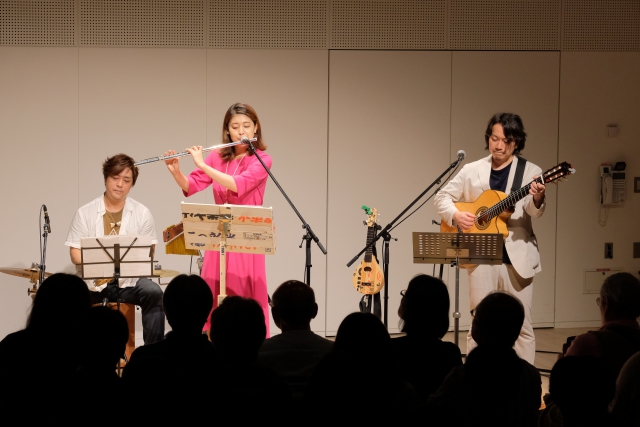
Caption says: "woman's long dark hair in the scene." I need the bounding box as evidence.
[27,273,91,332]
[218,103,267,161]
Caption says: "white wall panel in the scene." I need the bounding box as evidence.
[0,47,79,338]
[207,49,329,334]
[451,51,560,327]
[78,47,207,276]
[556,52,640,325]
[327,50,452,334]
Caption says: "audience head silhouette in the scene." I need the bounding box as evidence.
[471,291,524,347]
[163,274,213,332]
[27,273,91,332]
[210,296,266,364]
[398,274,449,339]
[76,306,129,368]
[271,280,317,331]
[334,312,391,360]
[598,272,640,322]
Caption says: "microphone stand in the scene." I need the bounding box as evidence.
[347,155,464,328]
[245,141,327,286]
[39,205,51,287]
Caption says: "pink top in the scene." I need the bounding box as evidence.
[184,149,271,205]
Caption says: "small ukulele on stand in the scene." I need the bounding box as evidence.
[352,206,384,295]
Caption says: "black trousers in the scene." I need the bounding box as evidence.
[90,278,165,345]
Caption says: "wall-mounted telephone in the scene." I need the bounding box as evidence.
[600,162,626,206]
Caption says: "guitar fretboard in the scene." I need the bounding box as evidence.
[480,176,544,223]
[364,225,375,262]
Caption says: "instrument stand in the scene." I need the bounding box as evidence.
[32,205,52,298]
[347,156,464,328]
[300,230,313,285]
[380,229,395,327]
[358,242,383,320]
[246,140,326,286]
[412,231,503,350]
[217,214,232,306]
[80,235,156,363]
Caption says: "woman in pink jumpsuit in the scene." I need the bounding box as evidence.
[164,103,271,334]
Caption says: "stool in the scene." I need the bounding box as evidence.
[93,302,136,362]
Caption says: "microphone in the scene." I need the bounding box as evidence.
[43,205,51,233]
[240,137,251,144]
[457,150,466,162]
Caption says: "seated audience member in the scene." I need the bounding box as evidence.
[545,356,617,427]
[75,306,128,383]
[124,274,216,417]
[305,312,421,423]
[72,306,128,420]
[258,280,333,401]
[0,273,92,422]
[610,351,640,427]
[393,274,463,399]
[127,274,216,379]
[565,272,640,377]
[428,292,541,427]
[209,296,291,422]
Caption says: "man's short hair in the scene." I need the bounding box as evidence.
[474,291,524,347]
[163,274,213,331]
[210,296,265,362]
[601,272,640,319]
[271,280,316,326]
[103,153,139,185]
[484,112,527,155]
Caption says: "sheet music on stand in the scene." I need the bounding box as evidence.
[412,232,503,265]
[181,203,276,255]
[80,235,155,280]
[181,202,276,305]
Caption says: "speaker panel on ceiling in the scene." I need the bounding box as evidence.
[209,0,327,48]
[449,0,560,50]
[562,0,640,51]
[330,0,446,49]
[80,0,204,47]
[0,0,75,46]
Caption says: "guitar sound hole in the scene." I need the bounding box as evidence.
[475,207,490,230]
[364,266,372,273]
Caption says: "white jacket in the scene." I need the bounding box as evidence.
[433,155,545,279]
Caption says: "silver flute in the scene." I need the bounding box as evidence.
[134,138,256,166]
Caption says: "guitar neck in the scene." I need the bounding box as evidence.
[364,226,375,262]
[484,176,543,221]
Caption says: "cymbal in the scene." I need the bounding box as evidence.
[153,269,180,278]
[0,267,53,280]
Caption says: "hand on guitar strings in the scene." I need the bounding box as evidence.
[453,211,476,231]
[529,175,546,208]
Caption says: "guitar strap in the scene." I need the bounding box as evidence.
[510,156,527,194]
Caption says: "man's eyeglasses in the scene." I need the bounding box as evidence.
[400,289,406,297]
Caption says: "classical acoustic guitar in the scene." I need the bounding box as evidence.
[352,206,384,295]
[440,161,575,237]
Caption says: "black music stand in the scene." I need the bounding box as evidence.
[80,235,156,362]
[412,232,503,348]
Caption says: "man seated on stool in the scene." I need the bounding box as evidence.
[65,153,164,345]
[258,280,333,402]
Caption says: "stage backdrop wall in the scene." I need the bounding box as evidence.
[2,47,640,340]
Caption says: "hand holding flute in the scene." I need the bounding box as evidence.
[164,143,242,194]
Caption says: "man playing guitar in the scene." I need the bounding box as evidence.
[434,113,545,364]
